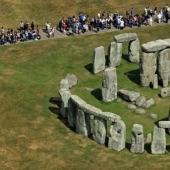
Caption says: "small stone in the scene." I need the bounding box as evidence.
[128,104,136,109]
[142,98,155,108]
[135,108,146,114]
[148,113,157,120]
[84,87,94,92]
[135,96,146,107]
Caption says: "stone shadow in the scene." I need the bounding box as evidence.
[105,55,110,66]
[126,142,131,152]
[91,88,102,101]
[122,53,131,63]
[124,69,141,85]
[145,143,151,154]
[49,97,61,107]
[84,63,93,74]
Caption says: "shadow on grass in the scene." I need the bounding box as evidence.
[126,142,131,152]
[84,63,93,74]
[145,143,151,154]
[122,53,131,63]
[124,69,141,86]
[49,97,61,107]
[91,88,102,101]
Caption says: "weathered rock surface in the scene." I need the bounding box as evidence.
[148,113,157,120]
[145,133,152,143]
[118,89,140,102]
[108,120,126,151]
[158,49,170,87]
[59,89,71,118]
[140,52,157,87]
[142,39,169,52]
[128,104,136,109]
[68,99,77,127]
[70,95,86,109]
[93,46,105,74]
[153,74,158,89]
[128,38,140,63]
[135,96,146,107]
[151,126,166,154]
[60,79,69,90]
[130,124,144,153]
[114,33,137,43]
[76,108,91,137]
[160,87,170,97]
[93,117,107,144]
[108,42,122,67]
[65,73,78,88]
[159,121,170,128]
[135,108,146,114]
[102,67,117,102]
[142,98,155,108]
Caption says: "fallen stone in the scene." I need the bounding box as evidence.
[159,121,170,128]
[142,98,155,108]
[65,73,78,88]
[148,113,157,120]
[130,124,144,153]
[114,33,137,43]
[142,39,169,53]
[135,108,146,114]
[108,120,126,151]
[84,87,94,92]
[151,126,166,154]
[128,104,136,109]
[108,42,122,67]
[160,87,170,98]
[118,89,140,102]
[93,46,105,74]
[135,96,146,107]
[93,117,106,144]
[140,52,157,87]
[128,38,140,63]
[102,67,117,102]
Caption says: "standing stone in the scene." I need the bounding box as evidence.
[68,99,77,127]
[130,124,144,153]
[135,96,146,107]
[60,79,69,90]
[158,48,170,87]
[153,74,158,89]
[59,89,71,118]
[93,46,105,74]
[65,73,78,88]
[76,108,91,137]
[102,67,117,102]
[140,52,157,87]
[151,126,166,154]
[93,117,107,144]
[160,87,170,97]
[108,42,122,67]
[145,133,152,143]
[128,38,140,63]
[108,120,126,151]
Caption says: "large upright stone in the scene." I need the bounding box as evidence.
[118,89,140,102]
[93,117,107,144]
[93,46,105,74]
[158,49,170,87]
[142,39,169,53]
[108,120,126,151]
[140,52,157,86]
[59,89,71,118]
[102,67,117,102]
[152,74,158,89]
[76,108,91,137]
[114,33,137,43]
[130,124,144,154]
[128,38,140,63]
[68,99,77,127]
[108,42,122,67]
[151,126,166,154]
[160,87,170,97]
[65,73,78,88]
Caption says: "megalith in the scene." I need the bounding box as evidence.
[140,52,157,86]
[160,87,170,97]
[68,99,77,127]
[158,48,170,87]
[153,74,158,89]
[108,42,122,67]
[60,79,69,90]
[151,126,166,154]
[128,38,140,63]
[76,108,91,137]
[114,33,137,43]
[108,120,126,151]
[93,46,105,74]
[130,124,144,153]
[93,117,107,144]
[65,73,78,88]
[102,67,117,102]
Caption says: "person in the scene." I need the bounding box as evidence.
[165,11,170,24]
[120,19,124,30]
[36,25,40,35]
[31,22,34,31]
[52,27,55,38]
[20,21,24,30]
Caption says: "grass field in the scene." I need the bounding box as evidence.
[1,1,170,170]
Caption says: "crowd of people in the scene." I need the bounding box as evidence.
[58,5,170,35]
[0,21,41,45]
